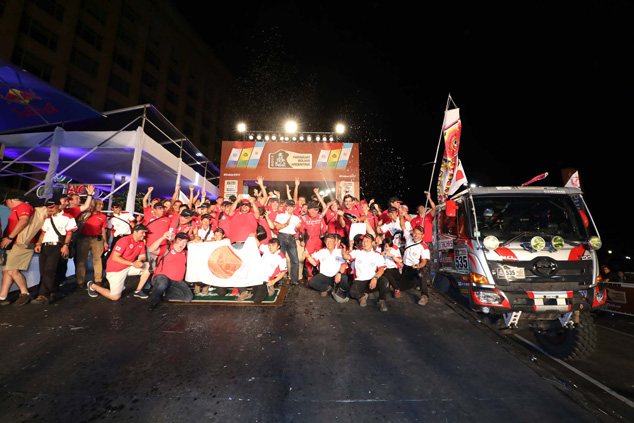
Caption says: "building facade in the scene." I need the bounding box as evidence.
[0,0,234,165]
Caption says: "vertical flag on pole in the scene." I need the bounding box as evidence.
[437,108,462,203]
[337,143,353,169]
[247,142,265,168]
[226,142,243,168]
[236,141,255,168]
[316,143,343,168]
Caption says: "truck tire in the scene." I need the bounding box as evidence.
[534,312,598,361]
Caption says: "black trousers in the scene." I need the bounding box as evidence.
[349,276,390,301]
[383,268,401,290]
[400,265,428,295]
[38,244,63,298]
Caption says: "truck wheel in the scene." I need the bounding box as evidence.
[534,312,598,361]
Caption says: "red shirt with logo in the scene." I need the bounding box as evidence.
[106,234,146,272]
[4,202,34,238]
[154,244,187,281]
[229,211,258,242]
[81,212,108,236]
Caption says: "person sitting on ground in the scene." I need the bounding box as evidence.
[147,231,194,310]
[380,237,403,298]
[342,233,390,311]
[305,233,349,302]
[88,224,150,301]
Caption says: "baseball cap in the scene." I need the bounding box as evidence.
[239,198,251,205]
[132,224,149,232]
[307,201,319,209]
[44,198,62,207]
[285,200,295,207]
[174,232,189,240]
[180,208,193,217]
[359,200,368,206]
[200,202,211,208]
[388,197,402,204]
[153,202,165,209]
[222,200,232,206]
[388,206,398,213]
[362,233,375,241]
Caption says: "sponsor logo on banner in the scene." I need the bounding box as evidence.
[268,150,312,169]
[224,180,238,196]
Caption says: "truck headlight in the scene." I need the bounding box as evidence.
[474,290,503,304]
[483,236,500,251]
[531,236,545,251]
[551,236,564,250]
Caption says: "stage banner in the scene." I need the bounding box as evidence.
[185,237,265,287]
[437,108,462,203]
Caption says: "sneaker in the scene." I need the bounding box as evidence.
[378,299,388,312]
[331,288,349,303]
[14,293,31,306]
[236,291,253,301]
[87,281,98,298]
[359,293,368,308]
[394,289,401,298]
[418,294,429,306]
[134,290,149,299]
[31,295,49,305]
[0,298,10,306]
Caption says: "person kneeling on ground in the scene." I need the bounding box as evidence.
[88,225,151,301]
[255,237,287,303]
[147,231,193,311]
[305,233,349,303]
[342,233,390,311]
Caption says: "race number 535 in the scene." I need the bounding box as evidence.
[454,249,469,272]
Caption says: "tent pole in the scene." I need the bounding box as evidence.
[42,127,62,199]
[102,179,130,201]
[126,107,147,213]
[108,172,116,211]
[0,132,53,173]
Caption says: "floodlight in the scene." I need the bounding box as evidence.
[285,121,298,133]
[237,123,246,132]
[335,123,345,134]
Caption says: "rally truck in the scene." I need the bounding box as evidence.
[432,186,606,361]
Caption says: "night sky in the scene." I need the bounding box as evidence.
[176,1,634,268]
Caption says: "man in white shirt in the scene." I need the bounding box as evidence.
[305,233,349,301]
[343,233,390,311]
[399,221,431,306]
[275,200,302,286]
[32,198,77,304]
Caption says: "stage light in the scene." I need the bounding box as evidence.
[248,135,254,140]
[256,134,262,140]
[335,123,345,134]
[329,136,334,141]
[299,136,304,141]
[307,135,312,141]
[272,135,277,140]
[292,137,297,141]
[316,136,321,141]
[265,135,270,141]
[237,123,246,132]
[285,121,298,133]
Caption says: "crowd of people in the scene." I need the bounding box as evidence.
[0,177,438,312]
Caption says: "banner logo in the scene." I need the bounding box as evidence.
[1,88,42,105]
[268,150,312,169]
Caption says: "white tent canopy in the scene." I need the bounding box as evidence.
[0,105,219,212]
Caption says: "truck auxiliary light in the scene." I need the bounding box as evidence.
[470,272,489,284]
[552,236,564,250]
[483,236,499,251]
[589,236,602,250]
[531,236,545,251]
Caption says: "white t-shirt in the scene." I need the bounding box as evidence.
[402,229,430,266]
[275,213,301,235]
[196,226,214,241]
[348,249,386,281]
[383,245,403,269]
[380,219,411,247]
[259,244,288,281]
[109,211,135,237]
[40,212,78,244]
[310,247,347,277]
[348,222,367,243]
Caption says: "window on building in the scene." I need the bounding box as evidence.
[185,102,196,117]
[168,68,180,86]
[145,49,160,69]
[166,88,178,105]
[76,21,103,50]
[120,1,139,24]
[28,0,65,22]
[19,14,59,51]
[113,49,133,72]
[11,46,52,81]
[82,0,106,25]
[142,71,157,89]
[65,76,94,104]
[108,72,129,96]
[70,47,98,76]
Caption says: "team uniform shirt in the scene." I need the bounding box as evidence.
[81,212,108,236]
[143,212,172,248]
[154,244,188,281]
[275,213,301,235]
[380,219,411,247]
[4,202,34,239]
[310,247,347,277]
[106,234,146,272]
[259,244,287,281]
[228,211,258,242]
[363,211,381,235]
[383,245,403,269]
[322,209,345,237]
[411,214,434,243]
[196,226,215,241]
[40,212,77,244]
[217,212,233,240]
[348,249,387,281]
[171,219,194,237]
[299,214,326,248]
[65,206,82,219]
[402,229,430,266]
[109,211,135,237]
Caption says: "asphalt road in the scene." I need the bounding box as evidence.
[0,279,630,423]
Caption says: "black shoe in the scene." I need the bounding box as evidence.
[149,303,159,311]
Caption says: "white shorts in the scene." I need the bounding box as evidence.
[106,266,144,296]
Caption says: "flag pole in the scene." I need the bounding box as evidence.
[425,94,453,209]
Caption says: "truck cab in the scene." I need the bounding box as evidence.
[432,186,606,360]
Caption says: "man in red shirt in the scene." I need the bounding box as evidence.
[75,198,108,288]
[0,193,36,306]
[227,196,260,243]
[170,207,196,240]
[143,201,172,273]
[299,201,326,281]
[147,231,193,310]
[88,224,149,301]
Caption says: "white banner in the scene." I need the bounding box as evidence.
[185,237,265,287]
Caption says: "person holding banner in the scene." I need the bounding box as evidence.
[147,231,193,311]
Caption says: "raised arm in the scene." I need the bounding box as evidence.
[256,176,268,205]
[143,186,154,208]
[172,184,180,202]
[314,188,328,210]
[80,185,96,213]
[293,177,299,203]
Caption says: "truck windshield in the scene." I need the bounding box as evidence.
[473,195,588,242]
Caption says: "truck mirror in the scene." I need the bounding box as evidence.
[446,200,456,217]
